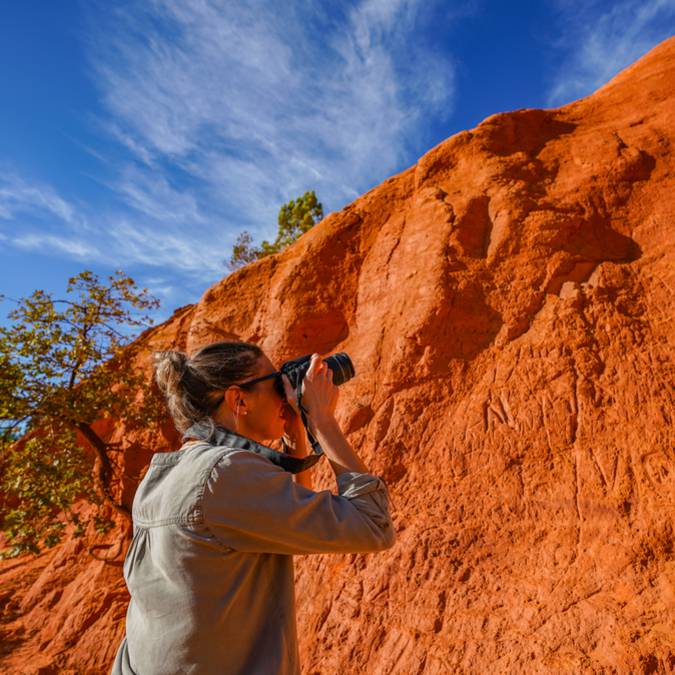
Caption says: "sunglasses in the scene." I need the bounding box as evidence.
[208,370,285,412]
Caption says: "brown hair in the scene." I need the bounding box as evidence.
[153,340,264,437]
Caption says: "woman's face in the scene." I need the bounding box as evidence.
[221,353,289,443]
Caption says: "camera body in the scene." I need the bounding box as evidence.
[274,351,355,400]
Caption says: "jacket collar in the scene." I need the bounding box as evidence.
[182,418,323,474]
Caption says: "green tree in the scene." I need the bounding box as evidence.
[225,190,324,271]
[0,270,166,559]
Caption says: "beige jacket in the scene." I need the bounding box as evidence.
[111,438,396,675]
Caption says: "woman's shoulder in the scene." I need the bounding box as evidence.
[211,446,284,476]
[144,442,267,488]
[203,447,288,498]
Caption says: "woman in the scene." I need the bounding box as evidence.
[111,340,396,675]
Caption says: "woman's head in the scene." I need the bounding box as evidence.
[153,340,288,444]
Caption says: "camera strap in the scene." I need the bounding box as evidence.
[288,384,325,457]
[182,418,324,474]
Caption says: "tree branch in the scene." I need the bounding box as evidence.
[76,422,131,521]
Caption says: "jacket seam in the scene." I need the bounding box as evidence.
[133,445,253,527]
[190,446,258,522]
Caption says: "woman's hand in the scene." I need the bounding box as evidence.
[281,353,338,434]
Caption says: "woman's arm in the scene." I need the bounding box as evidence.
[202,449,395,555]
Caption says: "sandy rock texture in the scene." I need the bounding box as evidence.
[1,36,674,675]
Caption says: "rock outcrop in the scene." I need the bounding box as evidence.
[1,36,674,674]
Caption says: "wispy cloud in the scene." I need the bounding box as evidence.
[3,1,463,320]
[545,0,675,107]
[0,171,80,227]
[142,275,175,300]
[81,0,458,238]
[105,218,227,276]
[0,166,227,277]
[111,165,206,225]
[13,233,100,259]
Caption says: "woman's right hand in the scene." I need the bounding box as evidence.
[281,353,338,430]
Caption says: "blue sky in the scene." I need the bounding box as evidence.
[1,0,674,330]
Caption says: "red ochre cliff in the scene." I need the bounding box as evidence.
[1,36,674,675]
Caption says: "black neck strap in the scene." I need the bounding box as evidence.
[182,419,323,474]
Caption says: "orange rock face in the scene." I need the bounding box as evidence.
[2,36,674,674]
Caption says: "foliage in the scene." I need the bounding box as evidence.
[0,270,166,559]
[225,190,324,271]
[1,426,97,555]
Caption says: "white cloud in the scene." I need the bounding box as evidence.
[0,172,80,227]
[111,165,207,225]
[2,1,464,314]
[0,167,227,276]
[546,0,675,107]
[12,233,100,259]
[104,218,228,277]
[81,0,458,239]
[142,275,175,299]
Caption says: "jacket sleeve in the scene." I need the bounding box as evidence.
[200,449,396,555]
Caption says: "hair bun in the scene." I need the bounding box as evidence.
[157,349,187,368]
[153,349,189,395]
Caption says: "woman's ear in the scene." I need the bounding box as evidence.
[223,387,242,414]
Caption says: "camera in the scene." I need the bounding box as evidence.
[274,351,355,400]
[275,352,355,457]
